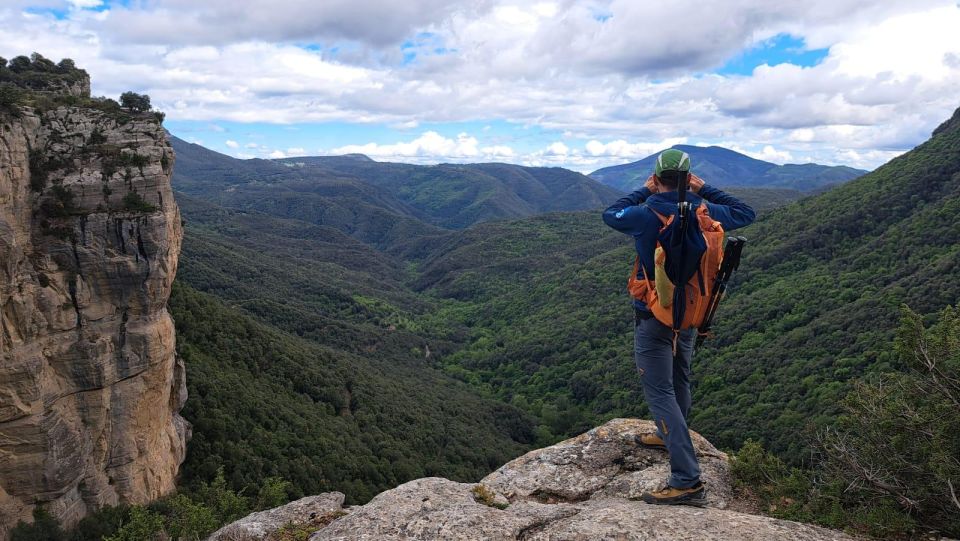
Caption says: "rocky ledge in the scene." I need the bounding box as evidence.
[211,418,856,541]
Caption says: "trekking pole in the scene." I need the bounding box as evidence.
[696,236,746,348]
[671,171,692,334]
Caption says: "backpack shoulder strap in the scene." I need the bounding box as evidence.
[648,207,670,226]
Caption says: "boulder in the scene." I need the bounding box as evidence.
[208,493,346,541]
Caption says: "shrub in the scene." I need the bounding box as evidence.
[10,508,65,541]
[0,83,23,115]
[820,305,960,537]
[102,506,165,541]
[122,191,158,213]
[70,505,129,541]
[256,477,294,510]
[40,184,78,217]
[87,128,106,146]
[471,484,508,510]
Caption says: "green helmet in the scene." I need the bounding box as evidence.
[654,149,691,177]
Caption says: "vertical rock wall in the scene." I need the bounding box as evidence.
[0,102,187,534]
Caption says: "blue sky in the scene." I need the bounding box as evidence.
[3,1,959,171]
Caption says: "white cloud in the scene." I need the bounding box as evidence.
[585,138,688,160]
[69,0,103,8]
[268,150,287,158]
[330,131,484,162]
[286,147,306,156]
[0,1,957,171]
[225,139,239,148]
[741,144,795,164]
[545,142,568,156]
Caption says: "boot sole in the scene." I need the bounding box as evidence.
[640,443,667,450]
[636,491,707,507]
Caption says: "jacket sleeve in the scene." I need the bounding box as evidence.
[602,187,652,234]
[699,184,756,231]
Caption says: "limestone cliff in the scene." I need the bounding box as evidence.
[211,419,856,541]
[0,79,186,534]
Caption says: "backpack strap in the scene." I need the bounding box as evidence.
[650,209,670,226]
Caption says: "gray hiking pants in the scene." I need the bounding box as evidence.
[634,315,701,488]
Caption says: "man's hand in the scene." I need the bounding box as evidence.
[644,175,659,193]
[689,172,705,193]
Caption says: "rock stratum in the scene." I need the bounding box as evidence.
[0,82,186,535]
[213,419,855,541]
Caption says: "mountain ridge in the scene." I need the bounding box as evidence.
[590,143,868,192]
[170,135,621,232]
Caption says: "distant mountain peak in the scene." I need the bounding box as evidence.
[589,144,867,192]
[337,153,374,162]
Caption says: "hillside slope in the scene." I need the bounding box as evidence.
[418,106,960,461]
[277,157,621,229]
[171,284,535,505]
[590,144,866,192]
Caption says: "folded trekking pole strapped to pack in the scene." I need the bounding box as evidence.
[696,236,746,348]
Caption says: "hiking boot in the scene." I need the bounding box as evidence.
[639,433,667,449]
[636,482,706,506]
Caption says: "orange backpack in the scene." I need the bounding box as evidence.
[627,205,725,336]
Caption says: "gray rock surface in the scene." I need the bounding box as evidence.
[0,98,185,535]
[300,418,856,540]
[208,493,346,541]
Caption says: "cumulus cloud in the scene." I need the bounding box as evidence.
[1,1,958,170]
[225,140,239,148]
[92,0,491,48]
[585,138,689,160]
[330,131,483,162]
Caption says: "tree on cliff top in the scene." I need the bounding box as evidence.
[120,91,151,113]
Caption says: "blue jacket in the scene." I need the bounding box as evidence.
[602,184,756,310]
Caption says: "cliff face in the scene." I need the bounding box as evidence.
[0,96,186,534]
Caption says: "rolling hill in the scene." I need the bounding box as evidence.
[170,136,620,232]
[590,144,867,192]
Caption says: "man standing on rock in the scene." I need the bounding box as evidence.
[602,149,755,505]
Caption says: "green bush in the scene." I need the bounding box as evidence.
[70,505,129,541]
[122,192,157,213]
[10,508,65,541]
[40,184,78,217]
[256,477,294,510]
[87,128,106,146]
[821,305,960,537]
[102,506,165,541]
[0,83,23,115]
